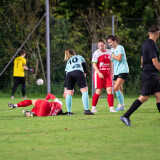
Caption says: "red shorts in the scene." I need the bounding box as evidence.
[93,71,113,89]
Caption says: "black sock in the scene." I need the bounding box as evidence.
[156,103,160,112]
[123,99,142,118]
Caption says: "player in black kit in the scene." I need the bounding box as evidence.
[120,25,160,126]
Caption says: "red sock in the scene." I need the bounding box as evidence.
[17,100,32,107]
[107,94,114,107]
[92,93,100,106]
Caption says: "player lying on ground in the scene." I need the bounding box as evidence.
[8,93,64,117]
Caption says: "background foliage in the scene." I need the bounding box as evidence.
[0,0,160,96]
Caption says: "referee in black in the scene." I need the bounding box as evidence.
[120,25,160,126]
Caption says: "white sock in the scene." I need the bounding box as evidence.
[118,104,123,108]
[110,107,114,111]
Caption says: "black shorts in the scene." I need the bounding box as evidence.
[66,70,87,90]
[13,77,25,86]
[113,73,129,81]
[141,72,160,96]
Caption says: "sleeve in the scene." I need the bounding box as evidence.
[148,43,157,59]
[118,46,124,55]
[45,93,56,101]
[23,58,26,66]
[82,62,87,73]
[92,51,98,63]
[31,107,37,114]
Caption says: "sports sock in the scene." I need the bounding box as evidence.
[17,100,32,107]
[123,99,142,118]
[115,90,123,105]
[156,103,160,112]
[82,92,89,110]
[107,94,114,107]
[121,93,124,105]
[92,93,100,107]
[66,95,72,112]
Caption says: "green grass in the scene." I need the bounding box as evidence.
[0,95,160,160]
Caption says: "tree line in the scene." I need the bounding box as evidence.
[0,0,160,95]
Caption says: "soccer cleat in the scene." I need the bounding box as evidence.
[22,96,28,99]
[109,107,117,112]
[84,110,95,115]
[67,112,74,115]
[8,103,16,109]
[91,106,97,112]
[120,116,131,126]
[115,105,125,111]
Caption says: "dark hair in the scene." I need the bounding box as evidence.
[98,38,106,44]
[69,49,75,56]
[107,35,119,43]
[148,25,160,33]
[20,49,26,56]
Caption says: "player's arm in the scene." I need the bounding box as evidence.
[140,56,143,68]
[23,66,34,72]
[82,62,87,77]
[23,59,34,72]
[92,63,104,79]
[45,93,62,105]
[45,93,56,101]
[152,58,160,71]
[110,61,113,78]
[112,53,122,61]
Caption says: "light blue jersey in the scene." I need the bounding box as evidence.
[111,45,129,75]
[65,55,85,73]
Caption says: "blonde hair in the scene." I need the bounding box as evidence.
[64,49,75,61]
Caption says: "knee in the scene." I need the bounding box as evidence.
[96,89,102,95]
[138,96,149,103]
[31,100,37,105]
[67,90,74,96]
[114,86,119,92]
[22,84,26,90]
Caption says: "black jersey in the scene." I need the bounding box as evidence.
[141,39,159,72]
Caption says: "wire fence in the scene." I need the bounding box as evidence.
[1,1,160,97]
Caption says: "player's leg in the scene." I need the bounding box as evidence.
[21,77,27,99]
[92,89,102,112]
[106,73,116,112]
[11,77,19,99]
[80,86,94,115]
[114,74,128,111]
[8,99,36,109]
[106,87,116,112]
[91,71,103,112]
[65,72,75,115]
[66,89,74,114]
[155,92,160,112]
[120,95,148,126]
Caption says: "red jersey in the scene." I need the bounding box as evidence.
[92,49,113,74]
[92,49,113,89]
[31,93,62,116]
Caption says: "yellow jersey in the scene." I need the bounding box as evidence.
[13,56,26,77]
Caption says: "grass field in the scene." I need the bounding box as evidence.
[0,94,160,160]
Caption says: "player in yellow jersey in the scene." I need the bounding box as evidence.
[11,49,34,99]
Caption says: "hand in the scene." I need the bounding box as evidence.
[98,72,104,79]
[28,68,34,72]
